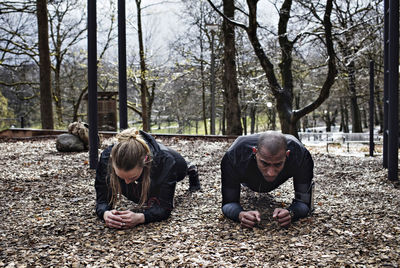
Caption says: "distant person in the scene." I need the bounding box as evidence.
[221,131,314,228]
[95,128,200,229]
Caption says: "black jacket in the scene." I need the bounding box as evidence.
[221,133,314,221]
[95,131,185,224]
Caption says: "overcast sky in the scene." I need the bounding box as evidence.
[95,0,279,63]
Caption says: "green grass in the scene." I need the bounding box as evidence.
[2,112,280,135]
[131,114,278,135]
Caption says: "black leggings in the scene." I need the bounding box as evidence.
[164,147,188,182]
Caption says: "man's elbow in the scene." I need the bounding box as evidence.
[222,203,242,222]
[289,201,310,221]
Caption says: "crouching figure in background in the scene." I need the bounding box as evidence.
[95,128,200,229]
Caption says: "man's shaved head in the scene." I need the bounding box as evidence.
[257,131,287,155]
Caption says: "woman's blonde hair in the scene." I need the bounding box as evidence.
[109,128,152,207]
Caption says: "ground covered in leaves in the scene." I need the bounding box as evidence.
[0,136,399,267]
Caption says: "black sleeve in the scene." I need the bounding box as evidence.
[290,149,314,220]
[94,148,113,220]
[142,153,177,223]
[143,182,176,223]
[221,152,243,221]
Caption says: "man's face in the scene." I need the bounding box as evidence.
[255,147,289,182]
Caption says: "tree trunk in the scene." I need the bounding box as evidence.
[241,86,247,135]
[73,86,88,122]
[347,60,362,133]
[323,107,337,132]
[147,82,155,129]
[340,97,350,133]
[276,0,295,135]
[294,92,301,132]
[54,60,63,126]
[222,0,242,135]
[302,116,308,132]
[222,103,226,135]
[249,103,256,134]
[375,86,384,132]
[323,109,331,132]
[247,0,336,138]
[136,0,150,132]
[242,114,247,135]
[200,35,208,135]
[271,109,276,130]
[36,0,54,129]
[362,106,368,129]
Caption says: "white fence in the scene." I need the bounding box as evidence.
[298,132,382,143]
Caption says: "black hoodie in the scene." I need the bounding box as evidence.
[221,133,314,222]
[95,131,187,224]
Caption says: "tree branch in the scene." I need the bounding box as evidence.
[293,0,337,121]
[127,101,143,117]
[206,0,248,30]
[0,80,38,87]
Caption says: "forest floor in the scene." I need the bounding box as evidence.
[0,137,399,267]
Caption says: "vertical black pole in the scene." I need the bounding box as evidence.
[388,0,399,181]
[20,116,24,128]
[118,0,128,130]
[369,60,374,157]
[383,0,389,168]
[88,0,98,169]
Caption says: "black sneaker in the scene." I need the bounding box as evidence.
[188,164,201,191]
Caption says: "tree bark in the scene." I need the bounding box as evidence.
[54,59,63,126]
[36,0,54,129]
[249,103,256,134]
[340,97,349,133]
[325,112,332,132]
[347,60,363,132]
[200,36,208,135]
[72,86,87,122]
[222,0,242,135]
[136,0,151,132]
[375,87,383,132]
[222,99,226,135]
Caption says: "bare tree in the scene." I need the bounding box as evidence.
[131,0,154,132]
[222,0,242,135]
[36,0,54,129]
[48,0,86,126]
[330,0,383,133]
[0,1,41,125]
[208,0,337,137]
[171,0,224,135]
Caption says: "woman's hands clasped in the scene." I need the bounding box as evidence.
[103,210,145,229]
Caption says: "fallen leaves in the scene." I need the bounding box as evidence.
[0,137,399,267]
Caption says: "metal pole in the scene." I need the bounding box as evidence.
[210,31,216,135]
[88,0,98,169]
[369,60,374,157]
[388,0,399,181]
[118,0,128,130]
[383,0,389,168]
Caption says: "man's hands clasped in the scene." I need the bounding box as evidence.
[239,208,292,229]
[238,210,261,228]
[103,210,145,229]
[272,208,291,227]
